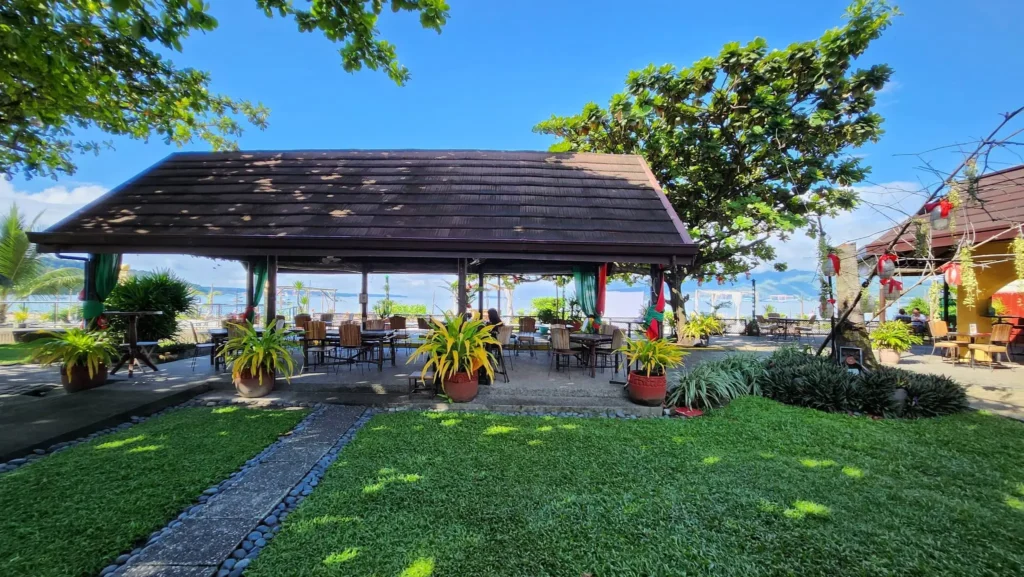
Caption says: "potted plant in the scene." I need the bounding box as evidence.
[408,311,498,402]
[220,322,297,398]
[869,321,923,365]
[618,337,686,406]
[13,308,30,328]
[33,329,119,392]
[679,314,723,347]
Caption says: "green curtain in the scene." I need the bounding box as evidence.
[573,266,597,329]
[247,259,269,324]
[83,254,122,325]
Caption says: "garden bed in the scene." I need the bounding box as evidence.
[0,405,308,577]
[250,399,1024,576]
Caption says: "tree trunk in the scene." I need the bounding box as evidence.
[834,319,878,370]
[666,270,688,343]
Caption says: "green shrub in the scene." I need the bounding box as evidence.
[870,320,923,353]
[667,354,764,409]
[105,270,197,342]
[761,348,968,419]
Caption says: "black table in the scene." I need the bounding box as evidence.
[570,333,613,378]
[107,311,163,377]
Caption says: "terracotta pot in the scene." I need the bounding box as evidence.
[234,368,276,398]
[60,363,108,393]
[627,371,667,406]
[876,348,901,366]
[441,371,478,403]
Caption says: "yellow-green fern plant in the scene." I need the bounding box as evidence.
[220,322,297,384]
[33,329,119,379]
[618,337,686,377]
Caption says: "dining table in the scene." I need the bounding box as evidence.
[570,333,613,378]
[953,332,991,362]
[106,310,163,376]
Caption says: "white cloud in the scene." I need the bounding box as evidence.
[0,180,107,227]
[765,181,927,271]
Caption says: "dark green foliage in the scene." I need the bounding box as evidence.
[250,400,1024,577]
[0,406,307,577]
[668,354,765,408]
[105,270,197,342]
[762,348,969,418]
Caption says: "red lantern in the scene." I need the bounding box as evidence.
[940,262,961,286]
[877,254,897,281]
[822,253,841,277]
[882,278,903,303]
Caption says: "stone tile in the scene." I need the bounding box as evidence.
[230,459,311,493]
[122,564,216,577]
[262,442,334,463]
[131,516,253,566]
[200,487,286,520]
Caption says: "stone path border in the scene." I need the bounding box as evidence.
[110,405,370,577]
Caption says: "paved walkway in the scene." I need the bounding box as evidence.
[0,358,225,461]
[119,405,366,577]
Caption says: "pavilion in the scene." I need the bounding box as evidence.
[29,150,697,323]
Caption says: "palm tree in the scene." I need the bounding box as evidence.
[0,204,84,323]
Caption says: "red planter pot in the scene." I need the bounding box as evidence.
[627,371,667,406]
[234,368,276,398]
[442,371,479,403]
[60,363,108,393]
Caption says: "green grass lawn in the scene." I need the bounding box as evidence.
[251,398,1024,577]
[0,406,308,577]
[0,341,41,365]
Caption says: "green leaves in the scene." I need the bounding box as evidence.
[534,0,896,281]
[2,0,450,179]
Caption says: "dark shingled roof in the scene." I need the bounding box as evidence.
[31,150,695,273]
[864,164,1024,257]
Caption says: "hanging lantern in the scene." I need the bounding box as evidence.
[882,278,903,303]
[925,199,953,232]
[822,253,841,277]
[940,262,961,286]
[877,254,897,281]
[821,298,835,318]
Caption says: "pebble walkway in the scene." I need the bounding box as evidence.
[115,404,368,577]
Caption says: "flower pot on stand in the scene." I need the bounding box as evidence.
[234,368,276,398]
[627,371,667,406]
[442,371,478,402]
[60,363,108,393]
[876,349,901,366]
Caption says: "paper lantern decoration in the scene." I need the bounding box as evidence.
[821,298,835,318]
[941,262,961,286]
[822,253,841,277]
[925,199,953,232]
[882,278,903,303]
[877,254,897,281]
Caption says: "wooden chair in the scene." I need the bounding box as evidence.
[795,315,817,340]
[928,320,959,362]
[319,313,334,327]
[493,325,515,382]
[331,323,376,371]
[189,322,216,372]
[303,321,328,370]
[599,323,618,336]
[593,329,625,375]
[756,314,778,338]
[968,323,1014,369]
[389,316,409,357]
[417,316,432,330]
[294,313,311,329]
[548,327,580,375]
[365,318,385,331]
[516,316,537,357]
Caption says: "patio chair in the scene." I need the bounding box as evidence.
[492,325,515,382]
[331,323,377,371]
[417,316,432,330]
[516,316,537,357]
[302,321,329,370]
[189,322,216,372]
[795,315,817,340]
[319,313,334,327]
[388,316,409,357]
[593,328,625,375]
[365,318,385,331]
[928,320,959,362]
[599,323,618,336]
[294,314,311,330]
[548,327,581,375]
[968,323,1014,370]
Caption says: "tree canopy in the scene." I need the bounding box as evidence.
[534,0,896,292]
[0,0,450,179]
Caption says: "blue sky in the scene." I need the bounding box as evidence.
[5,0,1023,313]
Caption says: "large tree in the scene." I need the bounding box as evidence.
[534,0,895,335]
[0,0,450,179]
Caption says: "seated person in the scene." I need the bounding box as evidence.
[910,308,927,334]
[894,308,912,323]
[487,308,504,335]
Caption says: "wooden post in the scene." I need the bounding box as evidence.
[266,256,278,320]
[457,259,468,316]
[244,260,254,322]
[877,284,887,323]
[478,268,484,317]
[942,280,950,323]
[360,266,369,323]
[497,275,502,317]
